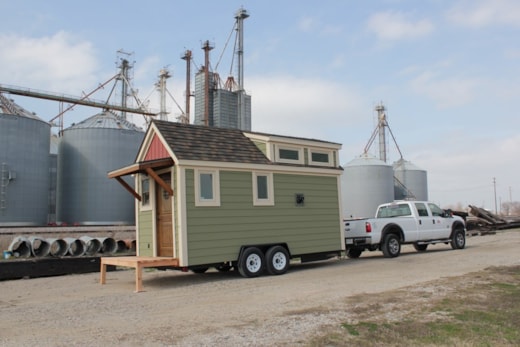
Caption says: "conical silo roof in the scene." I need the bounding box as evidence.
[0,93,44,120]
[68,110,143,131]
[393,158,425,172]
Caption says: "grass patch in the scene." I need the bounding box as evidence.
[308,265,520,346]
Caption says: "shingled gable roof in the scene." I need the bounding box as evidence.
[152,120,271,164]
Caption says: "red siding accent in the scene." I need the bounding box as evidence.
[144,134,170,161]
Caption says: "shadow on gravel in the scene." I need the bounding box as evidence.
[137,244,474,291]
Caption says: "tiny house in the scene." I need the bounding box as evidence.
[109,120,344,278]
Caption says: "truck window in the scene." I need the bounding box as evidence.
[428,203,444,217]
[415,203,429,217]
[377,203,412,218]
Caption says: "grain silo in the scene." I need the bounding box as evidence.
[393,158,428,201]
[56,110,144,225]
[193,9,252,131]
[0,94,51,226]
[341,153,394,218]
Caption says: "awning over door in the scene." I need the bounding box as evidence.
[108,158,174,200]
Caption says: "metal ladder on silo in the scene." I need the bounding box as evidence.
[0,163,7,211]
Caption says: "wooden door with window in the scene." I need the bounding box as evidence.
[156,174,173,257]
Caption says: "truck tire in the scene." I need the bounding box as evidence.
[265,245,290,275]
[382,234,401,258]
[238,247,265,278]
[413,244,428,252]
[346,248,363,258]
[451,228,466,250]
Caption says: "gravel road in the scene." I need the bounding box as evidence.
[1,229,519,346]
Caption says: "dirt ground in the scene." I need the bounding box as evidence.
[1,229,519,347]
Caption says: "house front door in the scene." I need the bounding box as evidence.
[156,174,173,257]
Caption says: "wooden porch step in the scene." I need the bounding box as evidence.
[100,256,179,292]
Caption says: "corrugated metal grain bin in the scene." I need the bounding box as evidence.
[393,158,428,201]
[56,111,144,225]
[341,154,394,218]
[0,98,51,226]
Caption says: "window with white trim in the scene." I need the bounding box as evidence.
[194,169,220,206]
[309,149,334,166]
[275,145,304,164]
[252,172,274,206]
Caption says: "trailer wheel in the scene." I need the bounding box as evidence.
[192,267,208,274]
[451,228,466,250]
[346,248,363,258]
[413,244,428,252]
[382,234,401,258]
[265,246,290,275]
[238,247,265,278]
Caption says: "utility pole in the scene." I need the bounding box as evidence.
[202,41,214,127]
[493,177,497,215]
[235,8,249,130]
[181,50,192,124]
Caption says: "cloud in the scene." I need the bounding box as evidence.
[298,16,342,36]
[0,32,99,93]
[446,0,520,28]
[298,16,316,32]
[367,10,434,41]
[409,70,481,108]
[248,75,366,140]
[411,133,520,206]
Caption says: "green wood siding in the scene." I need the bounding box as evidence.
[138,210,153,256]
[185,169,341,265]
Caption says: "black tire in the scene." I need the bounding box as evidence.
[238,247,265,278]
[346,248,363,259]
[451,228,466,250]
[382,234,401,258]
[265,246,290,275]
[413,243,428,252]
[192,267,209,274]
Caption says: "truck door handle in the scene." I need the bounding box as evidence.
[419,220,422,225]
[432,219,435,224]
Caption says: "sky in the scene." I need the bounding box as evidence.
[0,0,518,210]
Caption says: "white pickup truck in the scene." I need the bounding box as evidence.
[344,201,466,258]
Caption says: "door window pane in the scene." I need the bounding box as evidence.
[141,178,150,206]
[415,203,429,217]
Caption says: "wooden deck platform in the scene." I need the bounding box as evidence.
[100,256,179,292]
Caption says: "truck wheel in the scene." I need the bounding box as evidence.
[265,245,290,275]
[382,234,401,258]
[238,247,265,278]
[413,244,428,252]
[346,248,363,258]
[451,228,466,250]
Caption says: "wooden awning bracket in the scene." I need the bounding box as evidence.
[108,158,174,200]
[145,167,173,196]
[115,176,142,201]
